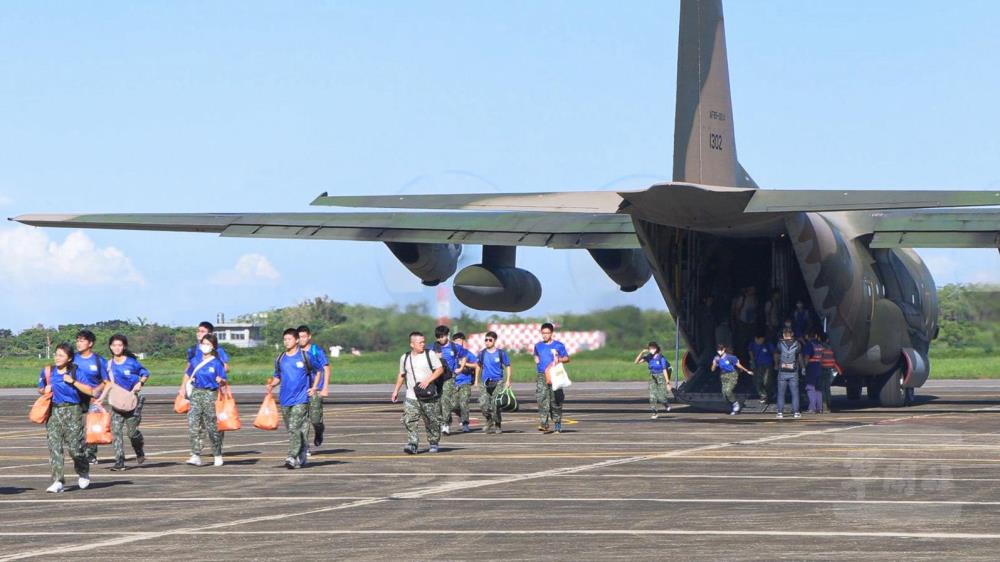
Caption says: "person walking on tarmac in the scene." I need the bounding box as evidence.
[634,342,673,418]
[712,343,753,415]
[391,332,444,454]
[774,328,806,419]
[533,323,570,433]
[451,332,478,433]
[748,334,776,412]
[432,325,465,436]
[297,325,330,452]
[477,331,512,434]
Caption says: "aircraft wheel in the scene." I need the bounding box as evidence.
[878,369,906,407]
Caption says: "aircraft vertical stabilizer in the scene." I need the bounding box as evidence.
[673,0,756,188]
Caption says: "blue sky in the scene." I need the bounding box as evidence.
[1,0,997,330]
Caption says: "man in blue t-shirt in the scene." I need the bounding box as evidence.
[267,328,313,469]
[432,325,466,436]
[477,331,511,434]
[187,321,230,375]
[298,325,330,450]
[748,334,776,411]
[533,322,570,433]
[451,332,477,433]
[73,329,107,464]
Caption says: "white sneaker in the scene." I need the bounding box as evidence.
[213,456,223,467]
[776,412,784,419]
[734,402,741,413]
[77,474,90,490]
[441,424,451,435]
[665,404,671,412]
[793,412,802,419]
[186,454,202,466]
[651,412,658,419]
[306,449,313,458]
[46,481,64,493]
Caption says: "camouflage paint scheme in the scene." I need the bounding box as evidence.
[11,0,999,407]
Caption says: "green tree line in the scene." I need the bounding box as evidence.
[0,284,994,359]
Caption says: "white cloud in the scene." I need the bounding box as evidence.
[0,226,144,287]
[209,253,281,286]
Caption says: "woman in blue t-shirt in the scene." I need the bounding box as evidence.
[39,343,98,493]
[99,334,150,471]
[634,342,674,419]
[181,334,229,467]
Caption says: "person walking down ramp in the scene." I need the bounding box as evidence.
[635,342,673,418]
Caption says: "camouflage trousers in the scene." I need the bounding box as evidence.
[454,384,472,424]
[188,389,223,456]
[721,371,739,404]
[536,375,564,425]
[111,395,145,463]
[308,393,324,426]
[402,398,441,447]
[754,365,775,403]
[281,403,309,460]
[648,373,673,411]
[478,383,502,431]
[439,378,458,425]
[46,404,88,483]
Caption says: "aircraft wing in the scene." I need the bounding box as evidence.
[10,211,640,250]
[864,208,1000,249]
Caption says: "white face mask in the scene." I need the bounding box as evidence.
[199,343,213,354]
[648,349,657,355]
[717,350,725,356]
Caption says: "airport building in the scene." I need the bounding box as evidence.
[213,313,264,349]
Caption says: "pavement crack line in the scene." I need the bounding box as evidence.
[0,413,932,560]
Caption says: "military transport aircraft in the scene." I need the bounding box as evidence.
[11,0,1000,408]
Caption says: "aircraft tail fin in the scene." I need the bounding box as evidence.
[673,0,755,188]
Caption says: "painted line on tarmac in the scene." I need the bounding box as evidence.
[673,454,1000,463]
[423,497,1000,507]
[4,472,999,483]
[0,416,878,560]
[0,496,378,504]
[2,529,999,540]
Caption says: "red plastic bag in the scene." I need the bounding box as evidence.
[253,390,279,431]
[86,403,112,444]
[29,367,53,424]
[216,388,241,431]
[174,390,190,414]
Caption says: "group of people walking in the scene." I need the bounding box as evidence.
[391,322,570,454]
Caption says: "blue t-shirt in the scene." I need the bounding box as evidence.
[302,343,330,390]
[432,341,462,373]
[716,353,739,374]
[73,352,107,388]
[643,353,670,375]
[102,356,150,391]
[455,348,477,386]
[479,348,510,382]
[191,357,228,390]
[38,366,83,405]
[274,351,311,407]
[748,341,774,367]
[187,345,230,375]
[533,340,569,374]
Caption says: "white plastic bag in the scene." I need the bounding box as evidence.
[550,363,572,391]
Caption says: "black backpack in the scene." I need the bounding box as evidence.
[432,341,460,384]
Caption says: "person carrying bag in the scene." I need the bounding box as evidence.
[182,334,230,467]
[100,334,150,472]
[391,331,444,454]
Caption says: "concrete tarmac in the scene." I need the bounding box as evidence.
[1,384,999,560]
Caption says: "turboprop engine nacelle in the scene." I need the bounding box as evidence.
[384,242,461,286]
[587,248,652,292]
[452,245,541,312]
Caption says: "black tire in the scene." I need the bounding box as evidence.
[878,369,906,407]
[846,378,863,401]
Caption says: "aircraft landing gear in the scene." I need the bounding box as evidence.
[877,368,908,408]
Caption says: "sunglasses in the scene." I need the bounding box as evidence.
[485,338,495,342]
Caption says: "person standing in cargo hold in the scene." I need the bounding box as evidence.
[774,328,806,419]
[534,323,570,433]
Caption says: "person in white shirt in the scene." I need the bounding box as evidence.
[391,332,444,454]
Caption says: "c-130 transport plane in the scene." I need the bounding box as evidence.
[12,0,1000,409]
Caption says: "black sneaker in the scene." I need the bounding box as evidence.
[110,461,127,472]
[135,449,146,465]
[313,424,325,447]
[403,444,417,455]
